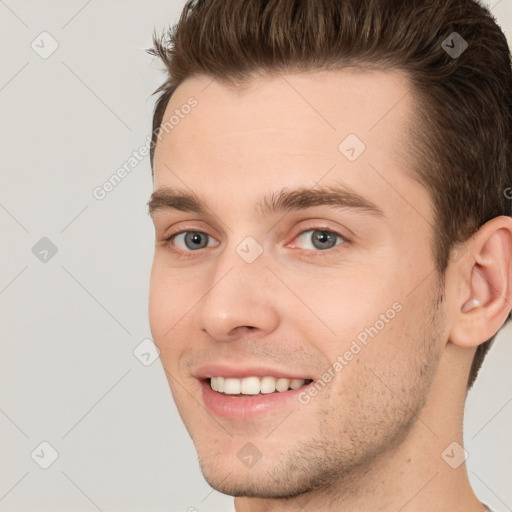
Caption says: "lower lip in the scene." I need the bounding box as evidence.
[200,379,311,419]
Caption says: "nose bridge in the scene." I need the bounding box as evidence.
[193,234,279,339]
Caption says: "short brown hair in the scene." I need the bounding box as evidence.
[147,0,512,389]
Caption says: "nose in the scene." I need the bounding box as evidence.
[193,246,280,342]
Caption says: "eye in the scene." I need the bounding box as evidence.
[291,228,347,252]
[167,231,218,252]
[162,226,349,258]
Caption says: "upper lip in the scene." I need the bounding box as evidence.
[195,363,314,380]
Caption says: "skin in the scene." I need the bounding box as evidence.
[148,69,512,511]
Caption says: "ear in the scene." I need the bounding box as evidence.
[448,216,512,348]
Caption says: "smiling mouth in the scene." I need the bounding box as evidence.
[207,376,314,396]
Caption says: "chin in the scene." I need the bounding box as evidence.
[194,437,348,501]
[199,463,311,500]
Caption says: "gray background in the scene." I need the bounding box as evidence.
[0,1,511,511]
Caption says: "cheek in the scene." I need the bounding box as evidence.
[148,258,188,356]
[301,271,402,351]
[317,303,439,442]
[307,272,433,400]
[148,260,168,340]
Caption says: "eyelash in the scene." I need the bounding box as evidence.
[162,226,351,259]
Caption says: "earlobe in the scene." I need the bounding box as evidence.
[449,217,512,349]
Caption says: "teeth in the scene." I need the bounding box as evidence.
[260,376,276,394]
[275,378,290,392]
[240,376,260,395]
[209,376,308,395]
[290,378,304,390]
[224,378,241,394]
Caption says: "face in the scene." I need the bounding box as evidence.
[148,69,447,499]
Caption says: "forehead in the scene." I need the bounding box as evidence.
[152,68,430,227]
[154,68,415,172]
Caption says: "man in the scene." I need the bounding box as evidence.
[146,0,512,510]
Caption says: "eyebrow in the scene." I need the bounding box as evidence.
[147,184,385,219]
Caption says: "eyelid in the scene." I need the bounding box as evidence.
[162,223,351,259]
[287,221,352,245]
[163,228,219,254]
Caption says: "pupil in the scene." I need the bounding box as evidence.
[187,232,206,249]
[314,231,335,249]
